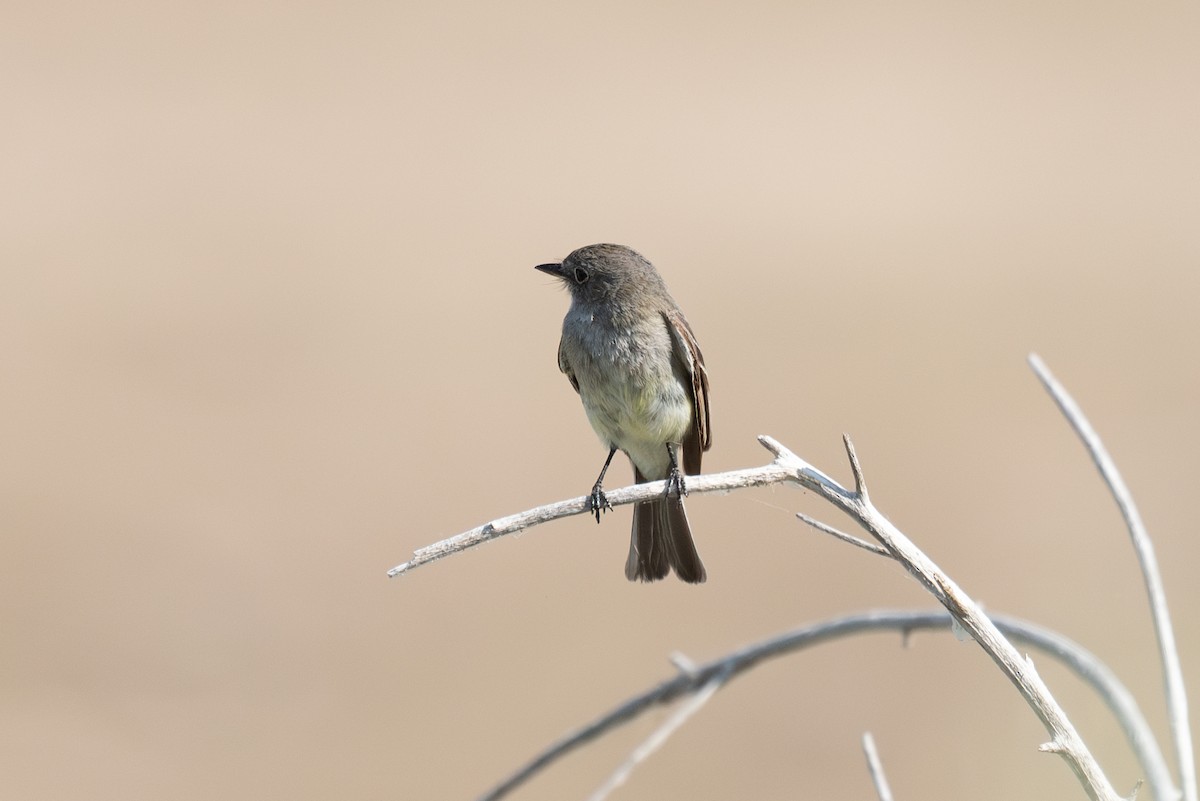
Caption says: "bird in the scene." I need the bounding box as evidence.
[536,243,711,583]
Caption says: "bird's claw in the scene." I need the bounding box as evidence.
[589,484,613,523]
[666,468,688,499]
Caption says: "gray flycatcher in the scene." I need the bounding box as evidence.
[536,244,711,583]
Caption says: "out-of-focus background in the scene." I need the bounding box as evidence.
[3,2,1197,799]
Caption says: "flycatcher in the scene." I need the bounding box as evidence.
[536,244,711,583]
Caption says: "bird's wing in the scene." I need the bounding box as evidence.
[557,336,580,394]
[663,310,711,470]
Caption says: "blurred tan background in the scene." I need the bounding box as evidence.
[2,1,1197,799]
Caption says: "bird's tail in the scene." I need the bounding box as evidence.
[625,470,706,583]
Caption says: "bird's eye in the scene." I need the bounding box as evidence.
[573,267,590,284]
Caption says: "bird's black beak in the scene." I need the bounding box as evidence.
[534,262,565,278]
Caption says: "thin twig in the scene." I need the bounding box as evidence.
[862,732,895,801]
[388,460,796,576]
[475,610,1170,801]
[587,669,730,801]
[392,431,869,577]
[1030,353,1194,801]
[796,511,891,557]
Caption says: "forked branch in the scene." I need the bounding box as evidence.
[398,438,1127,800]
[397,356,1191,801]
[476,611,1167,801]
[777,433,1123,801]
[388,450,799,576]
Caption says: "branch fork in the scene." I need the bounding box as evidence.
[395,355,1193,801]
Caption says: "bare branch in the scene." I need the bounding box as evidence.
[1030,353,1194,801]
[401,366,1187,801]
[587,669,729,801]
[391,433,853,578]
[862,732,895,801]
[388,456,798,577]
[800,438,1123,801]
[475,611,1170,801]
[796,511,891,557]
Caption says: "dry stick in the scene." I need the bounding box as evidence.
[862,732,895,801]
[476,610,1168,801]
[399,423,1160,798]
[796,511,890,557]
[1030,353,1194,801]
[767,433,1122,801]
[387,461,795,577]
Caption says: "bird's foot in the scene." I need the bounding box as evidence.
[666,467,688,499]
[589,483,613,523]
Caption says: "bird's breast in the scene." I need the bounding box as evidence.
[560,310,692,477]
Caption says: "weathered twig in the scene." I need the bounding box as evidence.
[862,732,895,801]
[1031,353,1193,801]
[476,610,1168,801]
[796,511,890,557]
[388,459,797,577]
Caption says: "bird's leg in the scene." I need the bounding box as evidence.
[589,446,617,523]
[665,442,687,499]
